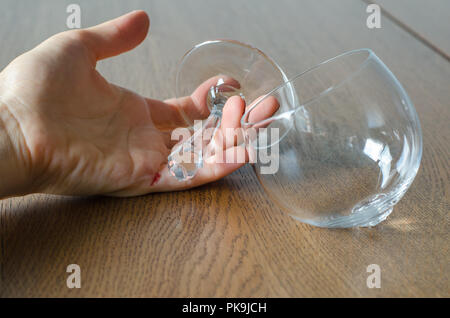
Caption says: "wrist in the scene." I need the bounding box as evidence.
[0,99,34,198]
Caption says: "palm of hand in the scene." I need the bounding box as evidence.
[2,32,170,196]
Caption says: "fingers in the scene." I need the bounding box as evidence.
[246,96,280,126]
[127,93,279,195]
[140,82,279,194]
[149,96,247,192]
[158,75,240,128]
[149,145,247,192]
[144,98,189,131]
[79,10,149,61]
[220,95,246,148]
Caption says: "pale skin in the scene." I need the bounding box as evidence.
[0,11,279,199]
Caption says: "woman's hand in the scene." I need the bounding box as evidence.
[0,11,253,198]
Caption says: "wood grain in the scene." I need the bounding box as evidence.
[0,0,449,297]
[376,0,450,59]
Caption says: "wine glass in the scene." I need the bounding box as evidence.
[241,49,423,228]
[167,39,291,181]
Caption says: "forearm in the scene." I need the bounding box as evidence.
[0,100,33,198]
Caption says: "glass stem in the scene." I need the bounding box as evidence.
[168,85,231,181]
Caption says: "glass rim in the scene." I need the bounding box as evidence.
[175,39,291,99]
[240,48,376,128]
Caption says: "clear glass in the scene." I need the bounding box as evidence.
[168,40,291,180]
[242,49,423,228]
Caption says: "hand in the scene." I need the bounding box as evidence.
[0,11,261,197]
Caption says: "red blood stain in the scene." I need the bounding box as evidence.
[151,172,161,186]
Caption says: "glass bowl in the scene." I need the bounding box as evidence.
[242,49,423,228]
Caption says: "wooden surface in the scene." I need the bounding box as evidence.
[376,0,450,58]
[0,0,449,297]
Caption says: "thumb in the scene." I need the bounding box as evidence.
[81,10,149,61]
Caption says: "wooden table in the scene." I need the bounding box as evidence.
[0,0,448,297]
